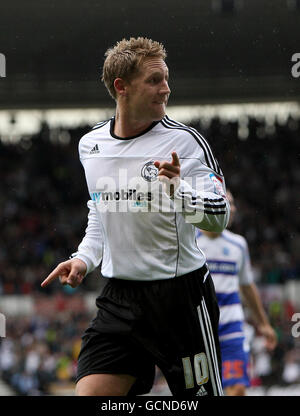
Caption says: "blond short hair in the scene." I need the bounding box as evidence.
[101,37,167,100]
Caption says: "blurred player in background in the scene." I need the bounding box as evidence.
[41,37,230,397]
[196,190,277,395]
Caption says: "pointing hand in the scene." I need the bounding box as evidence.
[41,258,87,289]
[154,152,180,197]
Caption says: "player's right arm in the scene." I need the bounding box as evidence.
[238,237,277,351]
[240,283,277,351]
[41,199,103,288]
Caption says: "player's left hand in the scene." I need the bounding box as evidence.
[154,152,180,197]
[258,324,278,351]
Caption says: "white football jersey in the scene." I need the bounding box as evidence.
[196,229,254,341]
[72,115,230,281]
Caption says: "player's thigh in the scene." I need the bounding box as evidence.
[75,373,136,396]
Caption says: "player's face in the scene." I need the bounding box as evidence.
[227,191,236,228]
[125,57,171,122]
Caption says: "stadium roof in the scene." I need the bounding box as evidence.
[1,0,300,109]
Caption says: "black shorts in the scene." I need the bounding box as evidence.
[76,264,223,396]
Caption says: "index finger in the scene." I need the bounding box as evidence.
[41,267,61,288]
[171,152,180,167]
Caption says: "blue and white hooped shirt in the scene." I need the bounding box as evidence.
[196,229,254,343]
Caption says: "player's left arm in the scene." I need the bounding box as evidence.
[154,151,230,232]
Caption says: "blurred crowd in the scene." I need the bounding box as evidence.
[0,310,91,395]
[0,122,103,295]
[0,114,300,394]
[1,115,299,296]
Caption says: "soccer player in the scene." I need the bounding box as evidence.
[196,190,277,396]
[41,37,230,396]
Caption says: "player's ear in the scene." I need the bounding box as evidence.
[114,78,127,97]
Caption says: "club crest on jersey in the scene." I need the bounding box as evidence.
[209,173,225,197]
[141,161,158,182]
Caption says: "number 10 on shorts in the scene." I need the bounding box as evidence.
[182,352,209,389]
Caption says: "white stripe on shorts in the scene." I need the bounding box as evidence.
[201,298,223,395]
[197,304,218,395]
[197,301,223,396]
[203,269,210,283]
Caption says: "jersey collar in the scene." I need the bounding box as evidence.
[110,117,161,140]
